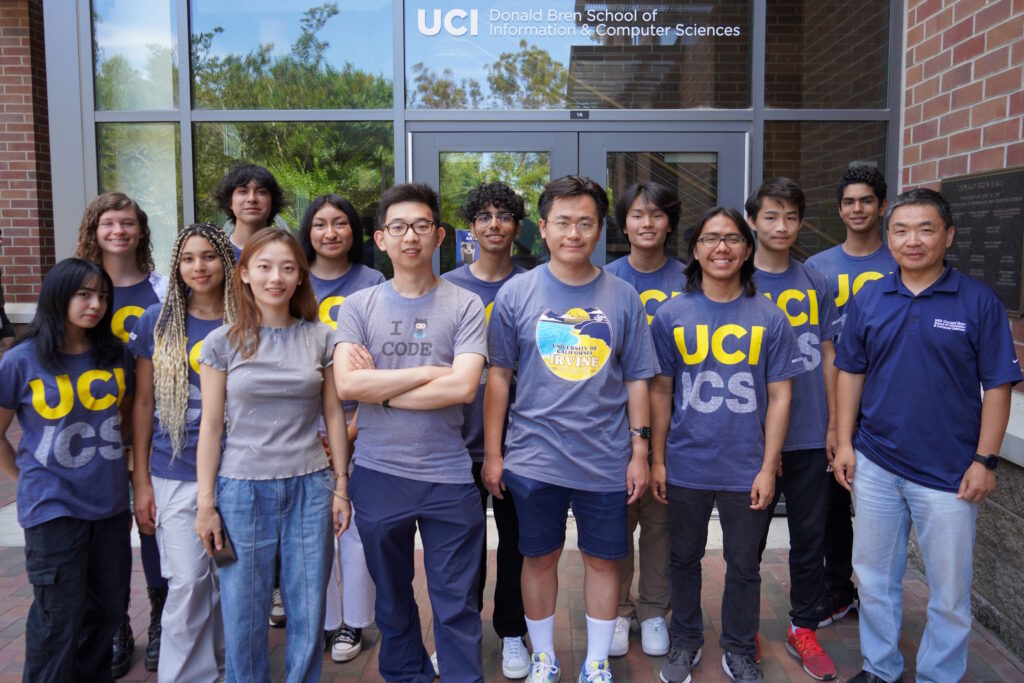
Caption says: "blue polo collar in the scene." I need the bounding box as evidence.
[882,262,959,297]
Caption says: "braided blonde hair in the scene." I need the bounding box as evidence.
[153,224,238,458]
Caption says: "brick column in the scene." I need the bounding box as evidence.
[0,0,53,309]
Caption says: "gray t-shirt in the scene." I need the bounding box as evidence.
[199,319,334,480]
[335,280,487,484]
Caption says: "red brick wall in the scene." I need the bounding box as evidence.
[903,0,1024,188]
[902,0,1024,384]
[0,0,52,305]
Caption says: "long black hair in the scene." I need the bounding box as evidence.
[17,258,123,372]
[298,194,366,265]
[683,206,757,297]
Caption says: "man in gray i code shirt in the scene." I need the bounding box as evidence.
[333,183,487,683]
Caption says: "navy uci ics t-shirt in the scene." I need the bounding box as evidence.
[753,259,840,451]
[128,304,222,481]
[604,256,687,325]
[442,264,526,462]
[651,290,804,492]
[805,243,895,340]
[0,343,133,527]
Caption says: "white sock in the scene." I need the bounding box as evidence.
[585,614,617,667]
[526,614,555,660]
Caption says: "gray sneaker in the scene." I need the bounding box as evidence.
[722,652,763,682]
[659,634,701,683]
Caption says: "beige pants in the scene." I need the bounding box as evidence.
[616,484,671,622]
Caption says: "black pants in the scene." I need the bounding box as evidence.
[757,448,832,629]
[23,511,132,683]
[823,474,856,602]
[472,462,526,638]
[667,485,768,659]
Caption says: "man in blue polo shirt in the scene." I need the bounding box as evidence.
[833,188,1021,683]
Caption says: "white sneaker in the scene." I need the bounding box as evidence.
[430,650,438,677]
[268,588,285,627]
[502,636,531,679]
[609,616,631,657]
[640,617,670,656]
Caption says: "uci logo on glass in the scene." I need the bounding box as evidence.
[417,8,479,36]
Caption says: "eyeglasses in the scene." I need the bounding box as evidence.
[547,219,600,235]
[383,219,435,237]
[473,212,515,228]
[696,233,746,247]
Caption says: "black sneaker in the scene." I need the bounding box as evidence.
[330,624,362,663]
[659,634,701,683]
[111,612,135,678]
[849,670,903,683]
[817,590,859,628]
[722,651,763,682]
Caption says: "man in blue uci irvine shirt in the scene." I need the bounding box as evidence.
[832,188,1021,683]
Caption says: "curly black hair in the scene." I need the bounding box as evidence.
[836,165,887,205]
[460,182,527,225]
[213,164,285,223]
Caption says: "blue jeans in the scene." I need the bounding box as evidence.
[216,469,334,683]
[852,452,977,683]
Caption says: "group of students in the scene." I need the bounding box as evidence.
[0,161,1017,683]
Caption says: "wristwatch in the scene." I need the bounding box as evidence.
[972,453,999,470]
[629,426,651,440]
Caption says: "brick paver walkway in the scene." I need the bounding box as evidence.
[0,545,1021,682]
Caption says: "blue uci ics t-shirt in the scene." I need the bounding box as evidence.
[311,265,387,331]
[0,343,133,528]
[835,266,1022,492]
[488,265,658,493]
[805,243,895,338]
[442,263,527,462]
[651,291,804,492]
[604,256,687,325]
[312,264,387,420]
[754,259,840,451]
[111,276,163,343]
[128,304,222,481]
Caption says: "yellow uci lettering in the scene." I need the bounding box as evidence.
[188,339,204,374]
[30,375,74,419]
[318,296,345,330]
[77,368,125,411]
[747,326,764,365]
[711,324,747,364]
[852,271,883,296]
[776,289,807,327]
[834,274,850,308]
[640,289,668,325]
[674,324,709,364]
[485,301,494,325]
[111,305,145,342]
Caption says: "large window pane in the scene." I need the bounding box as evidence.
[193,122,394,267]
[438,152,550,273]
[765,0,889,108]
[605,152,717,264]
[405,1,751,109]
[97,123,183,272]
[191,1,393,109]
[93,0,178,110]
[764,121,887,259]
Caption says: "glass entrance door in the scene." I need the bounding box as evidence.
[410,128,747,271]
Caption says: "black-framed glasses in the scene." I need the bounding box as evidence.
[696,233,746,247]
[383,219,435,237]
[472,212,515,228]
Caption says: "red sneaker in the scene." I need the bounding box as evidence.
[786,627,836,680]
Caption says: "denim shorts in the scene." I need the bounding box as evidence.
[503,470,628,560]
